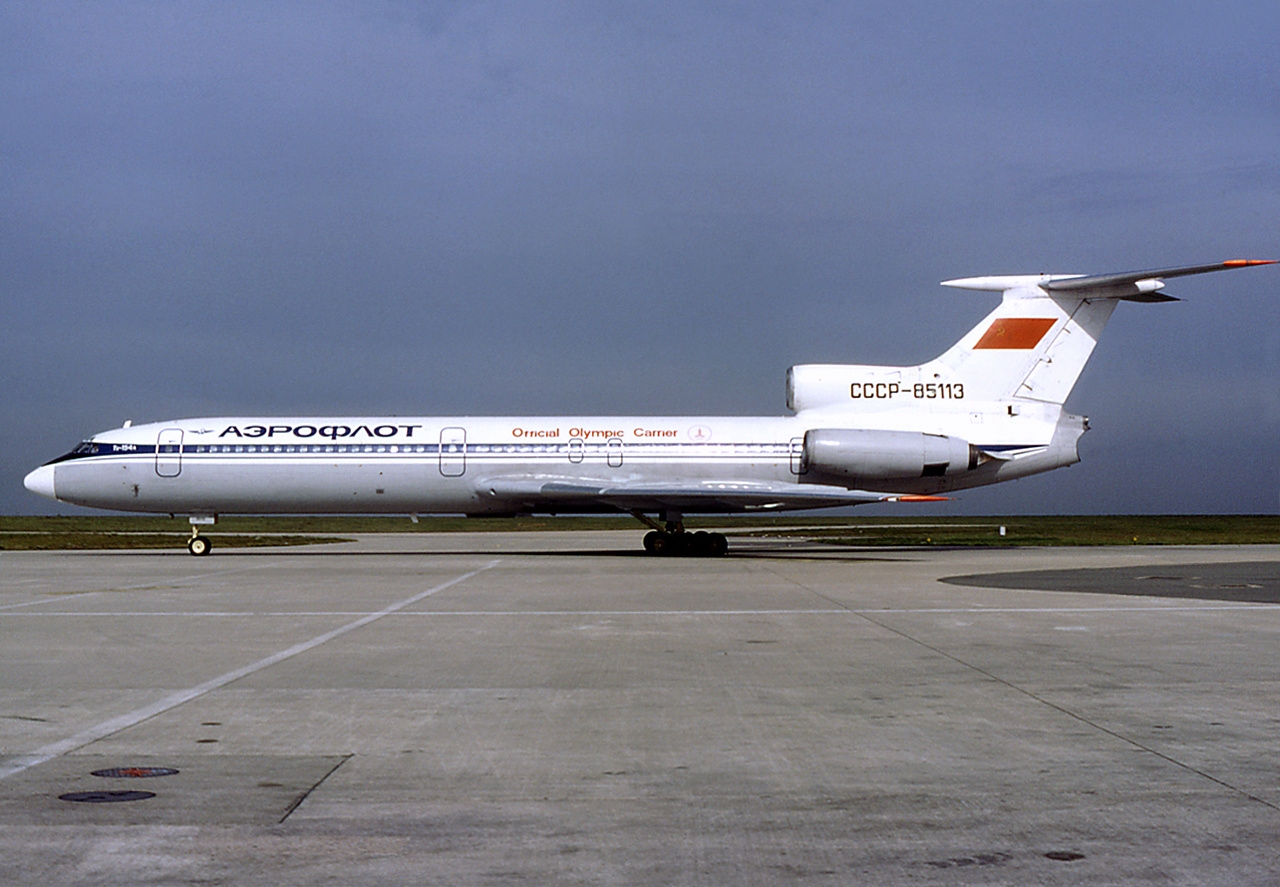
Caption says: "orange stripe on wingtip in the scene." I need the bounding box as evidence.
[1224,259,1277,266]
[973,317,1056,350]
[897,495,949,502]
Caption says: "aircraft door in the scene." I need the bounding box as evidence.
[789,436,807,475]
[568,437,584,464]
[439,427,466,477]
[156,428,183,477]
[607,436,624,468]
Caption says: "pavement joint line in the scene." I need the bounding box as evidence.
[2,601,1280,616]
[3,604,1278,617]
[0,559,500,781]
[0,561,291,612]
[855,608,1280,813]
[756,563,1280,813]
[278,753,352,824]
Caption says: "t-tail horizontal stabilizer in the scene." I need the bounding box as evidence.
[924,259,1277,407]
[942,259,1276,301]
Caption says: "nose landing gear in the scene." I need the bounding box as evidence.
[187,515,216,556]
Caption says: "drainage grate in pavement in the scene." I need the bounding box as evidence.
[91,767,179,778]
[59,790,156,803]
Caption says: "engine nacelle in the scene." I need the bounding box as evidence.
[802,428,977,481]
[787,364,862,412]
[788,363,923,412]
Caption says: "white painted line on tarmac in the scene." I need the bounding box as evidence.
[0,596,103,612]
[0,560,499,780]
[0,561,291,612]
[2,604,1276,618]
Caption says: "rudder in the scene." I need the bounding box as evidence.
[927,284,1117,405]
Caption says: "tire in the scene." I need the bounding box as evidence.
[709,533,729,557]
[187,536,211,556]
[643,531,659,553]
[691,531,711,557]
[648,532,671,556]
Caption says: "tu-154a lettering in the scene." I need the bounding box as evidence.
[25,259,1274,556]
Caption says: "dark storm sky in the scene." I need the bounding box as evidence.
[3,2,1278,514]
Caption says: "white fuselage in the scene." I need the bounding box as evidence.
[29,410,1079,517]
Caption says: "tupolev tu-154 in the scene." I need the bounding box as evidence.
[24,259,1274,556]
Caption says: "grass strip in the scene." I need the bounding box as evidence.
[733,515,1280,547]
[0,533,350,551]
[1,515,1277,550]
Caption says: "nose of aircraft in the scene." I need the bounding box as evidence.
[23,464,57,500]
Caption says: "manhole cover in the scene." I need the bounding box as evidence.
[92,767,179,779]
[59,790,156,803]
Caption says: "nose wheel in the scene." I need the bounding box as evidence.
[187,515,216,556]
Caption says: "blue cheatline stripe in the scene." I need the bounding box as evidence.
[51,441,799,462]
[45,440,1042,465]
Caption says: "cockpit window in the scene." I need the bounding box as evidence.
[48,441,100,464]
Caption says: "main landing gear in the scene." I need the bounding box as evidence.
[632,510,728,557]
[643,529,728,557]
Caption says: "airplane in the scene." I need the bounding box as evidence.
[24,259,1274,556]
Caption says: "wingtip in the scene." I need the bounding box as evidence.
[1223,259,1277,267]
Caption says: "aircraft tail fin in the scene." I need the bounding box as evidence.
[930,259,1274,405]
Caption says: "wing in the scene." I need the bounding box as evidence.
[478,476,941,514]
